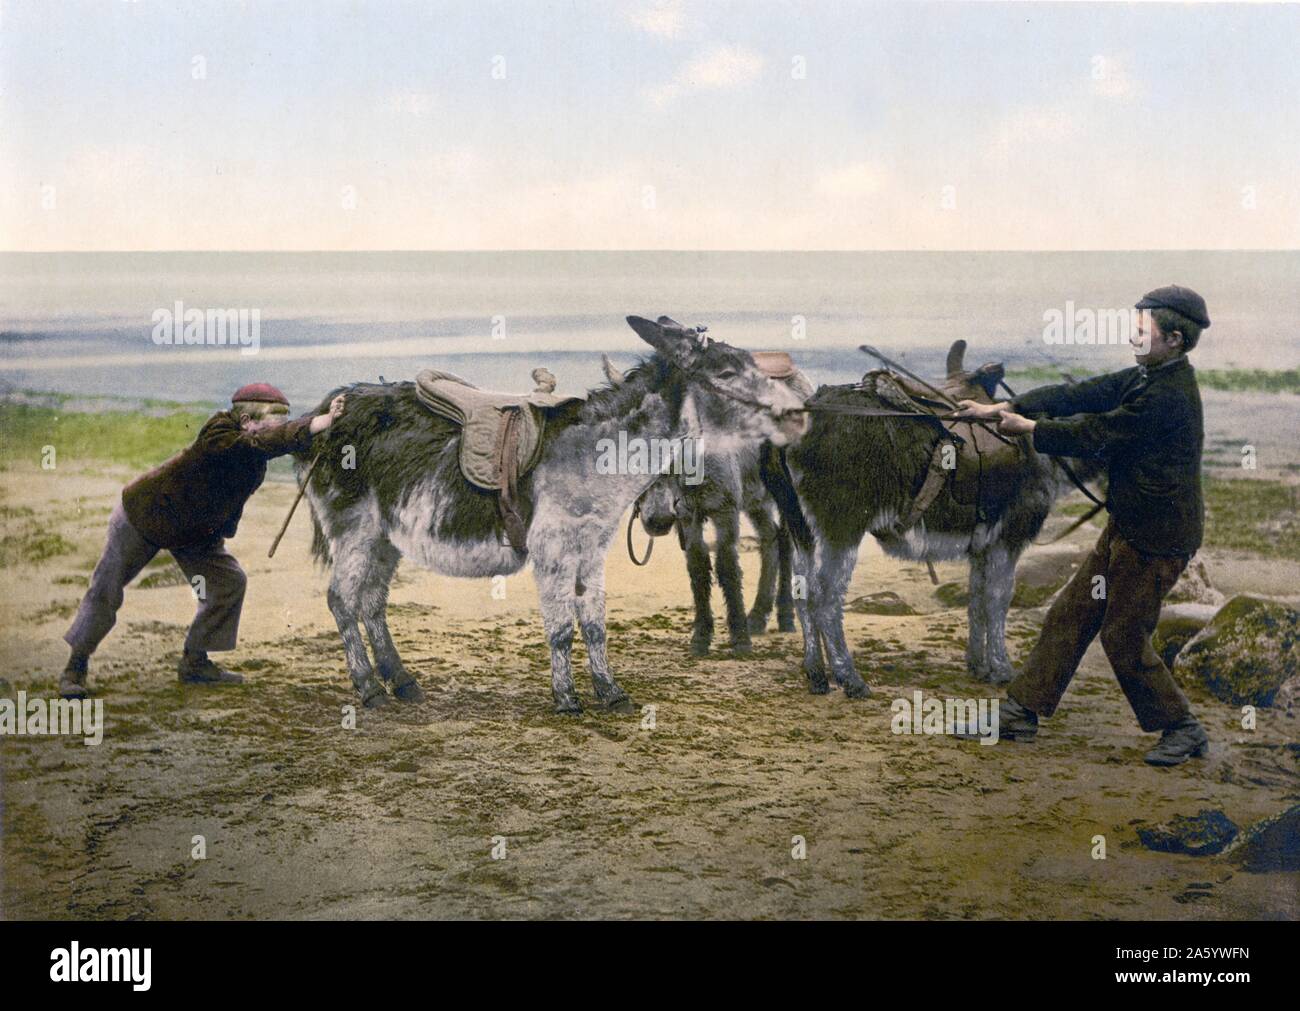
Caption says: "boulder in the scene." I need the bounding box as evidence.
[1164,554,1225,607]
[934,582,969,609]
[1136,809,1239,857]
[1225,803,1300,873]
[1174,595,1300,707]
[846,591,916,616]
[1012,544,1090,609]
[1152,603,1219,670]
[1272,674,1300,717]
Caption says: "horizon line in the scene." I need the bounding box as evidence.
[1,248,1294,256]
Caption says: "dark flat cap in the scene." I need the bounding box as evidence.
[1135,285,1211,328]
[231,382,290,406]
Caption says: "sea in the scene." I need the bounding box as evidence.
[2,251,1297,408]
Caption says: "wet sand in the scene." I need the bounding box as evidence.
[2,462,1297,920]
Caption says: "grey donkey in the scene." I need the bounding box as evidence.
[761,342,1103,696]
[300,315,809,713]
[605,354,814,656]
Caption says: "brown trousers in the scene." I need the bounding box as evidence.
[1008,523,1193,732]
[65,500,248,657]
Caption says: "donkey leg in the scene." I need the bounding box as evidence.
[532,556,582,714]
[358,540,424,703]
[682,518,715,657]
[745,507,778,634]
[713,512,752,656]
[326,541,389,708]
[982,541,1020,686]
[792,545,830,694]
[814,543,869,698]
[775,519,797,633]
[573,565,634,714]
[965,547,992,681]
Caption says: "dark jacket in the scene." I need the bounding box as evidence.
[1013,356,1204,557]
[122,412,315,549]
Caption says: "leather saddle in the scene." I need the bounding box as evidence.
[866,340,1026,531]
[415,368,583,552]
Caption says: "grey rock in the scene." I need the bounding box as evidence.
[1225,803,1300,873]
[846,591,916,616]
[1136,809,1239,856]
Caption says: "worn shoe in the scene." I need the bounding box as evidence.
[177,654,244,685]
[1144,719,1209,767]
[955,696,1038,743]
[59,657,90,700]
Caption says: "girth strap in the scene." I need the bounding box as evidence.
[895,439,955,535]
[495,407,529,554]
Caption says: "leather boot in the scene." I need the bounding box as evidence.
[178,650,244,685]
[1144,718,1209,766]
[59,654,90,700]
[955,696,1038,742]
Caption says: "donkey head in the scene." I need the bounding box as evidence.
[625,315,810,447]
[636,477,684,537]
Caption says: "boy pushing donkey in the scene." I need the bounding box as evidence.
[60,383,345,699]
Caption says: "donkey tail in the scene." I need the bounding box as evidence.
[289,451,332,567]
[308,504,331,566]
[759,443,813,554]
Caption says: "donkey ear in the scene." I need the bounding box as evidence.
[656,315,685,330]
[601,354,625,385]
[626,315,698,366]
[946,339,968,377]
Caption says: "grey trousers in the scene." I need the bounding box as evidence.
[65,500,247,656]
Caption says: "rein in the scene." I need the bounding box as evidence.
[997,379,1107,512]
[626,502,655,566]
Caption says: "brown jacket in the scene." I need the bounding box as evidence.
[122,411,315,549]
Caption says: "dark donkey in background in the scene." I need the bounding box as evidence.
[300,316,808,713]
[607,354,814,656]
[763,340,1102,696]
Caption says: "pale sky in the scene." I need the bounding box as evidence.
[2,0,1298,251]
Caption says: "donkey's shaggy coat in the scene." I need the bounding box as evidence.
[300,316,807,712]
[764,357,1100,696]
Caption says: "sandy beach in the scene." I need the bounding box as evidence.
[2,429,1297,920]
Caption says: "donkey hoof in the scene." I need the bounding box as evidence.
[600,694,636,715]
[361,687,390,709]
[987,666,1017,687]
[777,616,797,633]
[730,638,753,657]
[689,637,711,658]
[806,670,831,695]
[393,678,425,703]
[843,680,872,700]
[553,694,583,716]
[747,613,768,635]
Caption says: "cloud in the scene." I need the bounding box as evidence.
[643,44,765,107]
[382,91,437,117]
[626,0,685,39]
[986,101,1080,163]
[816,162,887,198]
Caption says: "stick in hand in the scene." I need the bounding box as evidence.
[268,454,320,559]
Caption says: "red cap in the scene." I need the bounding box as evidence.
[230,382,289,406]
